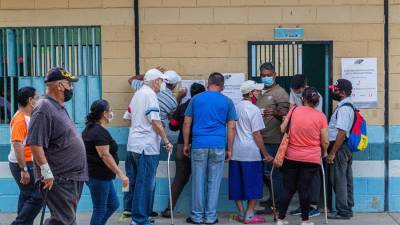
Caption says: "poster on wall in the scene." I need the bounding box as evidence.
[180,80,206,103]
[341,58,377,108]
[222,73,245,104]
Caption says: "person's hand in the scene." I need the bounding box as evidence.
[183,145,191,157]
[165,142,174,153]
[273,159,282,168]
[156,66,167,73]
[20,170,30,185]
[326,152,336,164]
[120,174,129,189]
[263,108,275,117]
[225,150,232,161]
[263,154,274,163]
[42,178,54,190]
[177,87,187,98]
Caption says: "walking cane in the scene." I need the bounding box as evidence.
[321,160,328,224]
[167,151,174,225]
[40,188,49,225]
[270,165,278,222]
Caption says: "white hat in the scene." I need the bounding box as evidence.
[240,80,264,94]
[144,68,167,82]
[164,70,181,84]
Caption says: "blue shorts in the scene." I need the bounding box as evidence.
[228,160,263,201]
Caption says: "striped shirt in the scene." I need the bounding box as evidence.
[131,80,177,125]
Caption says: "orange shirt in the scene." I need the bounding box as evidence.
[10,111,32,162]
[286,106,328,164]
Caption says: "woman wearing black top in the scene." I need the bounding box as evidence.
[83,99,129,225]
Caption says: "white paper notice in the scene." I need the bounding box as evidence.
[341,58,377,108]
[222,73,245,104]
[180,80,206,103]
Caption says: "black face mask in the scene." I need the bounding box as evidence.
[63,88,73,102]
[331,92,342,101]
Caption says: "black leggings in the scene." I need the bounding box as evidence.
[278,159,319,221]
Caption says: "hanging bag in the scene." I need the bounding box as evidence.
[273,107,297,168]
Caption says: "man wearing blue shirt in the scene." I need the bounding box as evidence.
[183,72,237,224]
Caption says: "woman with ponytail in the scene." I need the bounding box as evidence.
[82,99,129,225]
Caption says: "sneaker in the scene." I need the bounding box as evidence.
[186,217,203,224]
[204,219,218,224]
[122,210,132,217]
[161,208,171,218]
[150,211,159,217]
[301,222,314,225]
[244,215,266,224]
[308,208,320,218]
[289,207,301,216]
[327,213,350,220]
[276,220,289,225]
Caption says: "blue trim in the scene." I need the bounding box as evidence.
[145,108,160,116]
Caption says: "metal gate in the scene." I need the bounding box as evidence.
[0,27,102,125]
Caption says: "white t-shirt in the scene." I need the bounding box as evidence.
[127,85,162,155]
[328,97,355,141]
[289,89,323,112]
[232,100,265,161]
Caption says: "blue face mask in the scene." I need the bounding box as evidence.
[261,76,274,87]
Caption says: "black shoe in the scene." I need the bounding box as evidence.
[205,219,218,225]
[150,218,155,223]
[186,217,203,224]
[150,211,159,218]
[161,208,171,218]
[256,207,274,215]
[327,213,351,220]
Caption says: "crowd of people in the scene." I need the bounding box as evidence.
[6,63,357,225]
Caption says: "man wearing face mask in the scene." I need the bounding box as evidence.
[256,62,289,215]
[27,67,88,225]
[326,79,355,220]
[8,87,43,225]
[127,68,173,225]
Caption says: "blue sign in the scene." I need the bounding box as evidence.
[274,28,304,40]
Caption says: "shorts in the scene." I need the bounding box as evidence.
[228,160,263,201]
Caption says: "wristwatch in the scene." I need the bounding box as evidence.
[20,166,28,172]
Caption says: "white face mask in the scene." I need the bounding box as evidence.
[107,111,114,122]
[160,82,166,92]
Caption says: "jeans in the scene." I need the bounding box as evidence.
[127,152,159,225]
[9,162,43,225]
[328,143,354,216]
[278,159,319,221]
[86,178,120,225]
[190,148,225,223]
[124,152,134,212]
[263,144,282,208]
[168,144,191,209]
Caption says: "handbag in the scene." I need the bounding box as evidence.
[273,107,297,168]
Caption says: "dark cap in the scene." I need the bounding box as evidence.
[329,79,352,92]
[44,67,78,83]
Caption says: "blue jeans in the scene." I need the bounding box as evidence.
[190,148,225,223]
[127,152,159,225]
[9,162,43,225]
[86,178,120,225]
[264,144,282,208]
[124,152,134,212]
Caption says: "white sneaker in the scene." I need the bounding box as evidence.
[301,222,314,225]
[276,220,289,225]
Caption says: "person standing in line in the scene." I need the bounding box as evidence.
[8,86,42,225]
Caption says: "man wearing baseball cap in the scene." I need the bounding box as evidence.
[326,78,355,220]
[126,68,173,225]
[229,80,274,224]
[27,67,88,225]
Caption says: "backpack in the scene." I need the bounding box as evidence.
[337,103,368,152]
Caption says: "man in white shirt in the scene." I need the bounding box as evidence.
[126,68,173,225]
[229,80,273,224]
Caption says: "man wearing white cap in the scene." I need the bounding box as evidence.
[126,68,173,225]
[229,80,274,224]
